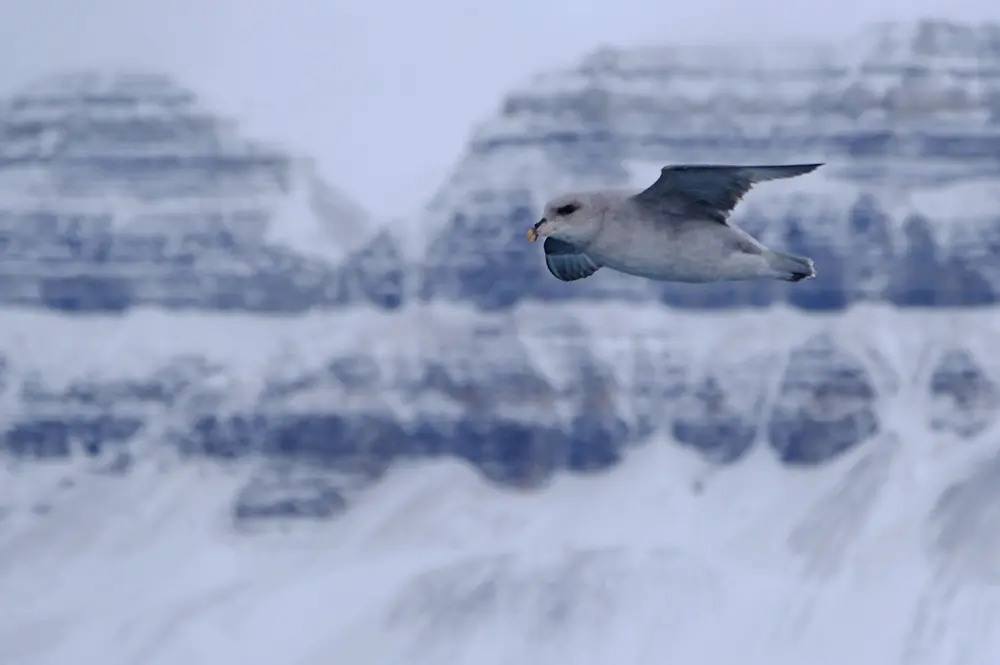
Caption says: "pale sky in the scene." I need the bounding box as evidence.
[0,0,996,219]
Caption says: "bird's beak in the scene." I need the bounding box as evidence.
[527,218,546,242]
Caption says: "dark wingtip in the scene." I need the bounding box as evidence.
[773,163,823,180]
[752,163,824,181]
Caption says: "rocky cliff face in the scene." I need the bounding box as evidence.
[0,71,404,312]
[2,306,997,523]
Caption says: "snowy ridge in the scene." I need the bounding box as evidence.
[0,70,384,311]
[1,302,998,478]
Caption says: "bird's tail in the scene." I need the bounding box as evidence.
[765,250,815,283]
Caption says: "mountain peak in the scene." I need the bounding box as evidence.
[0,68,375,311]
[12,69,190,100]
[415,18,1000,312]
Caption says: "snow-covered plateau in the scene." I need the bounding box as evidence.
[3,17,1000,665]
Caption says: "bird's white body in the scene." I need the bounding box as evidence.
[585,201,777,283]
[527,163,822,285]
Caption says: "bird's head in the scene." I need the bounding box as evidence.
[527,193,606,246]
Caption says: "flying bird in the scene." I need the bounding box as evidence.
[526,163,822,284]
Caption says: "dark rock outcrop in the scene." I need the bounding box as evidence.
[768,335,880,464]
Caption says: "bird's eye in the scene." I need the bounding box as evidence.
[555,203,579,216]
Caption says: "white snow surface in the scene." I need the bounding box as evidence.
[1,303,1000,665]
[3,426,1000,665]
[263,158,374,261]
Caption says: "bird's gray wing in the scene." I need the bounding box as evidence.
[543,238,602,282]
[632,163,822,224]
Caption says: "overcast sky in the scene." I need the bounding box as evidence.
[0,0,996,219]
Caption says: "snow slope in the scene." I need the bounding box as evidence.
[2,303,1000,665]
[3,398,1000,665]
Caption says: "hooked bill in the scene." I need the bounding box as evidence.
[526,228,538,242]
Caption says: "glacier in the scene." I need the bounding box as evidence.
[3,17,1000,665]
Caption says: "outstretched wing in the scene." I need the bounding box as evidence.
[543,238,602,282]
[632,163,822,224]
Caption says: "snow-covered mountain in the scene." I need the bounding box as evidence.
[420,19,1000,310]
[4,22,1000,316]
[0,71,404,311]
[3,304,1000,664]
[4,18,1000,665]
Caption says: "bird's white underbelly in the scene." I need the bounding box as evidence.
[591,221,734,282]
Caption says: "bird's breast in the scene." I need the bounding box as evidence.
[591,218,732,282]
